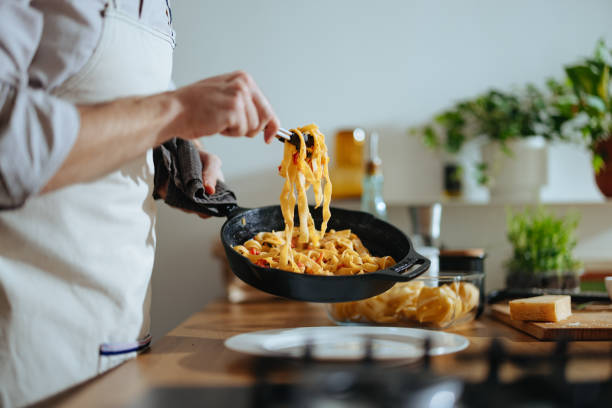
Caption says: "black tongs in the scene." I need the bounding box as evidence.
[275,128,314,151]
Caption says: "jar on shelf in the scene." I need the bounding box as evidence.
[329,128,365,199]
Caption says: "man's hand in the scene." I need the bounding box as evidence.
[170,71,280,143]
[192,145,224,219]
[194,140,223,195]
[156,141,224,219]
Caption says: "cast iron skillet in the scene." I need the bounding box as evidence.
[208,201,430,303]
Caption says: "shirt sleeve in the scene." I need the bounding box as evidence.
[0,2,80,210]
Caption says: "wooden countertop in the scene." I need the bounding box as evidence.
[45,299,612,407]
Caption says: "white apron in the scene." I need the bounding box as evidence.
[0,1,174,406]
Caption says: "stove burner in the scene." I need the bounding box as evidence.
[132,338,612,408]
[459,339,612,408]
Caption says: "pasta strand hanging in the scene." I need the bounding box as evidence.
[234,124,395,276]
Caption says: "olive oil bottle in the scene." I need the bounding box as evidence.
[361,132,387,220]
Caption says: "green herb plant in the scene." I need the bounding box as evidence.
[506,207,582,278]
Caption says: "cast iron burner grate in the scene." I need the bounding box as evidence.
[132,338,612,408]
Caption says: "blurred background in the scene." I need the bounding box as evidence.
[151,0,612,339]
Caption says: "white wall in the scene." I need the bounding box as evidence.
[150,0,612,339]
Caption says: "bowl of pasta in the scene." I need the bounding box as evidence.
[326,273,483,329]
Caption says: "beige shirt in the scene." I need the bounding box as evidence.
[0,0,175,209]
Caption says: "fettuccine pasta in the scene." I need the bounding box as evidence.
[233,124,395,275]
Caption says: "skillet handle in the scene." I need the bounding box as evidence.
[376,248,431,282]
[211,204,251,219]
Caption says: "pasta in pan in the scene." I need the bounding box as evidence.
[233,124,396,275]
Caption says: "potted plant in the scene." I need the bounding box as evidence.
[505,207,583,291]
[549,39,612,197]
[415,86,554,202]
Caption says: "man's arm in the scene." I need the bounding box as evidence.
[1,69,278,205]
[42,70,279,193]
[0,2,81,209]
[42,92,178,193]
[0,1,279,208]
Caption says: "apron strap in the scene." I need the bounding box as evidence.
[99,334,152,356]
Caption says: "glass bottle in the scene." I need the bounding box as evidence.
[361,132,387,220]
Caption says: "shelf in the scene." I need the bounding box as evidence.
[332,197,612,211]
[384,198,611,208]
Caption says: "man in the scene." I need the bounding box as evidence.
[0,1,280,406]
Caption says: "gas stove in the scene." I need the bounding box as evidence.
[132,338,612,408]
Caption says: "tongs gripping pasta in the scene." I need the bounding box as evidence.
[276,128,314,152]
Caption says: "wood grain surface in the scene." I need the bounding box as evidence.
[491,303,612,340]
[40,300,612,407]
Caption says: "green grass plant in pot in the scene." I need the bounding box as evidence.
[550,39,612,197]
[505,207,583,291]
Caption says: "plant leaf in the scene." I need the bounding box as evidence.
[422,126,440,149]
[593,153,605,174]
[566,65,600,96]
[585,95,606,112]
[597,63,609,106]
[475,162,489,186]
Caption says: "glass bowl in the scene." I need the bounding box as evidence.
[326,273,483,330]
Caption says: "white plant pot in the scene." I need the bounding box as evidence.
[481,137,548,203]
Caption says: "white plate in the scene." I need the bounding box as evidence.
[224,326,469,361]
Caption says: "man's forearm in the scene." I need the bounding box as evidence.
[41,70,280,194]
[42,92,181,193]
